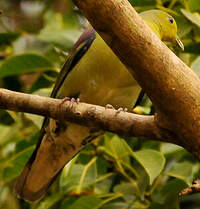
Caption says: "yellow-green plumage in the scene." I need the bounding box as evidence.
[140,10,183,49]
[58,10,183,109]
[57,34,140,110]
[14,10,183,202]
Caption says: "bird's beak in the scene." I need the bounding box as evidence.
[175,35,184,51]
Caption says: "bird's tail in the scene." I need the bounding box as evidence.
[14,120,100,202]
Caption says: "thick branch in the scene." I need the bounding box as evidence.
[0,88,168,140]
[73,0,200,160]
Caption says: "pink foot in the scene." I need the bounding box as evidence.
[60,97,80,108]
[105,104,115,110]
[116,107,128,114]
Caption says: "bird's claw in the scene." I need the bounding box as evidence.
[69,98,76,108]
[105,104,115,110]
[116,107,128,114]
[105,104,127,113]
[60,97,80,109]
[76,98,80,103]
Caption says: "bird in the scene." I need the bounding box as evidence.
[14,9,184,202]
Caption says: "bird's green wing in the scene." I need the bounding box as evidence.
[15,28,97,176]
[51,28,96,98]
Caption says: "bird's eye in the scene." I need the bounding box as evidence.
[168,17,174,24]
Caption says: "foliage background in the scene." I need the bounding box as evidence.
[0,0,200,208]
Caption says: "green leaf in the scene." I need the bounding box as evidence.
[60,157,79,192]
[0,53,54,77]
[130,0,156,7]
[176,16,193,38]
[76,157,97,193]
[191,56,200,77]
[105,137,165,185]
[0,110,14,125]
[152,179,187,206]
[101,202,130,209]
[38,11,80,50]
[160,143,184,155]
[96,178,113,194]
[181,9,200,27]
[149,202,164,209]
[122,140,165,185]
[0,146,35,184]
[0,33,20,45]
[0,125,14,145]
[0,118,23,146]
[104,135,130,165]
[60,157,97,194]
[25,113,43,129]
[38,29,81,50]
[188,0,200,12]
[167,161,199,184]
[113,182,137,195]
[13,35,50,54]
[60,197,77,209]
[28,70,58,93]
[133,149,165,185]
[37,193,64,209]
[67,195,102,209]
[33,87,52,97]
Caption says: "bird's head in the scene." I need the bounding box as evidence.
[140,10,184,51]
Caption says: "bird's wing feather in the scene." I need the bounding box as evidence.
[25,28,96,165]
[14,28,96,201]
[51,28,96,98]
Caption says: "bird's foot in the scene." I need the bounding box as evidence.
[60,97,80,109]
[116,107,128,114]
[105,104,115,110]
[105,104,127,113]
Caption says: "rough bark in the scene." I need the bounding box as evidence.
[0,88,168,141]
[73,0,200,160]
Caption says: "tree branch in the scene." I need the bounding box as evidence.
[0,88,170,141]
[179,179,200,197]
